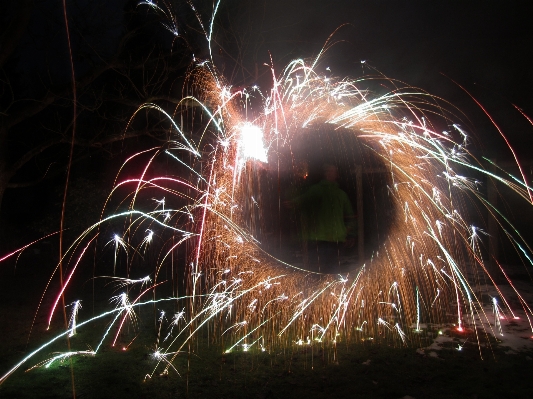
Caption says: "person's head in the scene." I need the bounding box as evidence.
[323,164,338,182]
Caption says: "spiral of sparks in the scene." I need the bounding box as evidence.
[2,52,533,383]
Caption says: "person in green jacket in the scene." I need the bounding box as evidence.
[294,164,355,273]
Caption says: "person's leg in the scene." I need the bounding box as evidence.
[317,241,340,274]
[302,239,309,269]
[306,240,320,272]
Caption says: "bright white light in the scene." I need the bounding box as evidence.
[239,123,267,163]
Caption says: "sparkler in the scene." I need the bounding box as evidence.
[2,4,533,386]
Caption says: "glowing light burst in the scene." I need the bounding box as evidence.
[2,49,533,383]
[237,123,268,164]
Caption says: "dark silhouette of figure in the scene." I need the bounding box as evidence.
[293,164,355,273]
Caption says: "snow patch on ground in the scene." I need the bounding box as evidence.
[416,274,533,355]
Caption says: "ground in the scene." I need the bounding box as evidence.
[1,249,533,398]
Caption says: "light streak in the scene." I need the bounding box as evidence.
[0,297,175,384]
[0,231,60,263]
[415,287,421,332]
[67,300,81,337]
[47,236,97,329]
[492,298,504,336]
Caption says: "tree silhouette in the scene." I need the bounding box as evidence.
[0,0,196,233]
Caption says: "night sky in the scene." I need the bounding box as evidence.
[18,1,533,137]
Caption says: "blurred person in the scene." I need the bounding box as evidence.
[292,164,355,273]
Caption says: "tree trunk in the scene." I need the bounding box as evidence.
[0,168,9,252]
[0,125,7,222]
[0,0,33,68]
[0,175,6,219]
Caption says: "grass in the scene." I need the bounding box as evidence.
[3,333,533,398]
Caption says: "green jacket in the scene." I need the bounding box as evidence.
[296,179,355,242]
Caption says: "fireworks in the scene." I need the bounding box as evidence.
[2,10,533,387]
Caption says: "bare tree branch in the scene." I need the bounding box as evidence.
[0,0,33,68]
